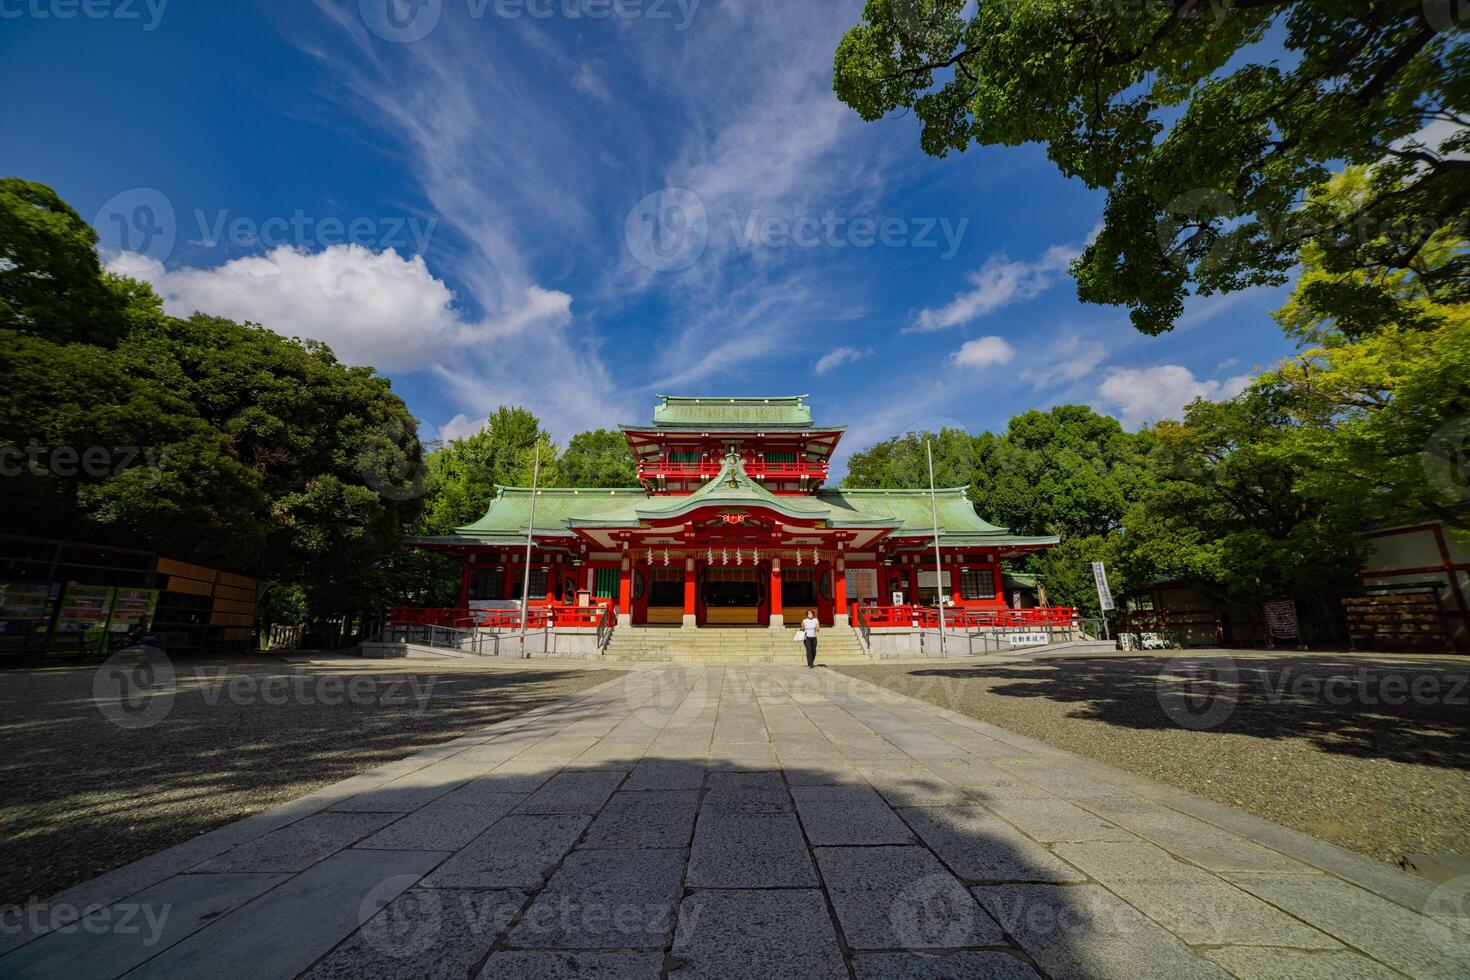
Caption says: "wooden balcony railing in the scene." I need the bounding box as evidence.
[638,459,830,482]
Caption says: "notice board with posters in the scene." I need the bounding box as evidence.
[0,582,56,637]
[107,588,160,637]
[55,584,116,651]
[845,567,879,601]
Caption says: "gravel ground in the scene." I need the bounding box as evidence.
[0,655,620,906]
[838,651,1470,864]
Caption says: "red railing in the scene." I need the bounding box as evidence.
[638,459,830,482]
[388,603,613,631]
[855,605,1078,630]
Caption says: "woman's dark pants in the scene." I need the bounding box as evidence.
[803,635,817,667]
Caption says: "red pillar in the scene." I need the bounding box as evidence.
[768,558,783,629]
[949,559,963,607]
[833,557,848,625]
[992,565,1004,606]
[546,559,559,604]
[617,556,633,624]
[683,558,697,628]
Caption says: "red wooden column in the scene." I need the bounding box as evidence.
[833,557,849,626]
[768,557,783,630]
[617,555,633,626]
[949,558,963,607]
[546,559,559,603]
[682,558,697,629]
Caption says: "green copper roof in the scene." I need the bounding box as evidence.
[574,454,889,528]
[417,461,1058,552]
[646,395,815,429]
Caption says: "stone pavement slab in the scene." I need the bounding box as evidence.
[5,664,1465,979]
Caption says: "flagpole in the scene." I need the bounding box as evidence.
[926,439,946,654]
[518,446,540,659]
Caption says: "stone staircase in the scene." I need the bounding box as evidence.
[601,626,872,663]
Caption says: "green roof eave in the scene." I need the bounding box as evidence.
[646,394,816,428]
[618,423,843,434]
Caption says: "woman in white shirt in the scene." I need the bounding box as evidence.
[801,609,820,668]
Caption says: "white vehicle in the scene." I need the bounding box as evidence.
[1138,632,1170,650]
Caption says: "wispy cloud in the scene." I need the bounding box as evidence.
[1020,335,1109,389]
[814,346,871,375]
[909,244,1078,333]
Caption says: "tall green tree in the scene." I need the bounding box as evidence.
[417,407,559,534]
[834,2,1468,334]
[558,428,639,487]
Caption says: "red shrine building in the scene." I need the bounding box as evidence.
[406,396,1061,632]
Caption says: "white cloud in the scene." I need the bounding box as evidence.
[814,346,870,375]
[106,245,570,373]
[1020,335,1109,388]
[1096,365,1253,429]
[910,244,1078,333]
[950,336,1017,370]
[572,63,613,104]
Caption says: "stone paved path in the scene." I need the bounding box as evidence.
[3,666,1467,979]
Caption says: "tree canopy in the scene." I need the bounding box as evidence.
[834,2,1468,334]
[0,179,426,621]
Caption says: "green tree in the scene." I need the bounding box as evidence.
[418,407,559,534]
[0,178,142,346]
[833,2,1467,334]
[558,428,638,487]
[1115,388,1363,637]
[0,179,426,624]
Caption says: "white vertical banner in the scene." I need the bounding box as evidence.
[1092,561,1115,612]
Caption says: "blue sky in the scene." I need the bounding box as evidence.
[1,0,1298,473]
